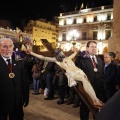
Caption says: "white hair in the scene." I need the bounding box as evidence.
[0,38,14,45]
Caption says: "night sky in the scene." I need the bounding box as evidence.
[0,0,113,28]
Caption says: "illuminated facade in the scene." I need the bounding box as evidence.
[0,27,32,43]
[23,19,58,50]
[58,5,113,54]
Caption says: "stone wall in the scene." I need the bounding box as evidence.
[108,0,120,52]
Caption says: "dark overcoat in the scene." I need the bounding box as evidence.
[75,55,106,101]
[0,55,29,113]
[104,62,118,100]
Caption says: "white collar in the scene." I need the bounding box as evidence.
[90,55,98,63]
[90,55,96,59]
[2,56,12,62]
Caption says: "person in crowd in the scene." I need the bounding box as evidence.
[75,41,106,120]
[109,51,116,63]
[103,52,118,101]
[39,60,48,94]
[66,87,81,108]
[54,64,67,104]
[66,54,81,108]
[95,90,120,120]
[24,43,104,107]
[0,38,29,120]
[114,52,120,91]
[23,55,34,85]
[32,60,41,95]
[44,61,56,100]
[38,59,44,93]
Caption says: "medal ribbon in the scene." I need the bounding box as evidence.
[92,57,96,68]
[8,64,12,73]
[6,59,12,73]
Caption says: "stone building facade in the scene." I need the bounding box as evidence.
[23,19,58,50]
[0,27,32,50]
[58,5,113,54]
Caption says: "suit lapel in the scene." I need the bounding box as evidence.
[96,55,102,70]
[84,58,94,70]
[85,56,100,71]
[12,58,17,74]
[0,56,10,73]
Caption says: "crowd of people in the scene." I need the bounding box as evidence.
[28,58,80,106]
[1,37,120,120]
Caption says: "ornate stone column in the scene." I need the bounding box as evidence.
[108,0,120,52]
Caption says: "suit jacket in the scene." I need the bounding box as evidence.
[0,55,29,113]
[45,62,55,73]
[75,55,106,102]
[104,62,117,90]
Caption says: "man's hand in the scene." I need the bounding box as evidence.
[26,43,32,54]
[21,43,32,54]
[71,47,79,53]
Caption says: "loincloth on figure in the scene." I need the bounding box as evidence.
[66,69,86,87]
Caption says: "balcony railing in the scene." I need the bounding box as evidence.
[61,5,113,16]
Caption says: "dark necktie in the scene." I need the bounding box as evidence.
[6,59,11,67]
[92,57,96,68]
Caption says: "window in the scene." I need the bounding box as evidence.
[52,33,56,35]
[73,19,76,24]
[94,16,97,22]
[93,31,98,40]
[82,32,87,40]
[105,30,111,39]
[83,18,86,23]
[107,13,111,20]
[52,37,56,39]
[64,20,66,25]
[62,33,66,41]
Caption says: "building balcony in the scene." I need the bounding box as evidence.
[60,5,113,17]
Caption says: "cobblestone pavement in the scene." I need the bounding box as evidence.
[24,89,93,120]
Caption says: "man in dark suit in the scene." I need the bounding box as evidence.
[103,52,118,101]
[75,41,106,120]
[0,38,29,120]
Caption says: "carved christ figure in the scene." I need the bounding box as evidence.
[23,44,103,107]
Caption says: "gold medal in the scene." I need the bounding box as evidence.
[9,73,15,78]
[94,68,98,72]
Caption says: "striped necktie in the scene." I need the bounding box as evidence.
[92,57,96,68]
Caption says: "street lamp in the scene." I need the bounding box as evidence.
[69,29,79,41]
[69,29,79,49]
